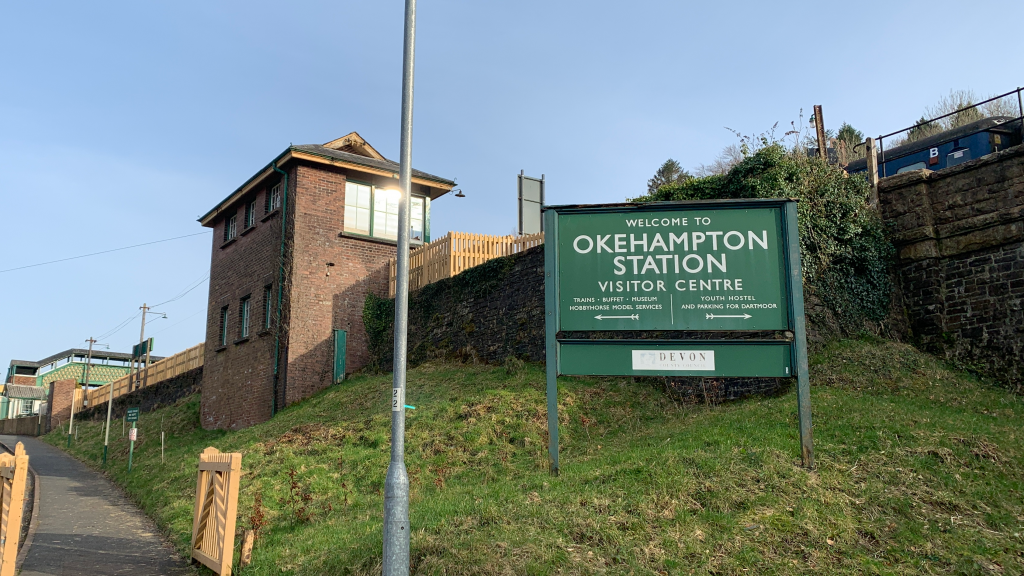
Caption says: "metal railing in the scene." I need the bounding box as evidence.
[857,87,1024,177]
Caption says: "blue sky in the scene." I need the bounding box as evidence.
[3,0,1023,368]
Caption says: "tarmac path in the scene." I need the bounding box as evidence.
[0,435,187,576]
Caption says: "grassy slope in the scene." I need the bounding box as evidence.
[46,338,1023,575]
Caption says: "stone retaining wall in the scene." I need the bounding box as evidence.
[77,367,203,421]
[367,246,789,400]
[879,143,1024,388]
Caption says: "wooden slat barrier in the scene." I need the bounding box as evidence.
[0,442,28,576]
[85,343,205,410]
[389,231,544,297]
[191,447,242,576]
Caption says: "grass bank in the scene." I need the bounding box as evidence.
[45,338,1024,574]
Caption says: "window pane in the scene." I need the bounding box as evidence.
[411,197,424,242]
[344,185,372,235]
[386,213,398,238]
[373,210,387,238]
[357,207,370,233]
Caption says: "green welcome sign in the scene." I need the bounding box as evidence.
[543,199,813,474]
[557,205,789,331]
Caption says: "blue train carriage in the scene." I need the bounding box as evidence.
[846,116,1022,178]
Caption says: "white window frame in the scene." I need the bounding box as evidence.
[245,199,256,229]
[343,181,426,244]
[268,183,282,213]
[240,296,251,339]
[224,214,237,242]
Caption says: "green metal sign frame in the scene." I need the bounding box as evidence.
[543,199,813,475]
[126,407,140,422]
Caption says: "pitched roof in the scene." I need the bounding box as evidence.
[290,144,453,185]
[198,133,455,227]
[321,131,386,159]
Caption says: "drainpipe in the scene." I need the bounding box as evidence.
[271,162,289,416]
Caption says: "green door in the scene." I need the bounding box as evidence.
[333,330,347,384]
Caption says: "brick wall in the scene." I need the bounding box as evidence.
[284,164,394,405]
[201,170,290,430]
[201,161,398,430]
[879,144,1024,388]
[47,378,77,430]
[8,376,35,386]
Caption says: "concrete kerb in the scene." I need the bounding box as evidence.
[0,438,41,572]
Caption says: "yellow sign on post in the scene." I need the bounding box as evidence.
[191,447,242,576]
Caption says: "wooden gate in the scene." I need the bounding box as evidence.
[0,442,29,576]
[190,447,242,575]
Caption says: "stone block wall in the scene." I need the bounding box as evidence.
[370,245,547,370]
[368,246,790,399]
[78,367,203,422]
[0,416,46,436]
[879,144,1024,388]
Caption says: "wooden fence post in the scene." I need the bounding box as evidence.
[0,442,29,576]
[191,447,242,576]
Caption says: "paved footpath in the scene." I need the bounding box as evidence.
[0,435,187,576]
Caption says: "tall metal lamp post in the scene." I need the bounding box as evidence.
[383,0,417,573]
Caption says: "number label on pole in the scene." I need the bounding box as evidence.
[391,388,404,412]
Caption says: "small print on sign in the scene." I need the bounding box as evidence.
[392,388,405,412]
[632,350,715,371]
[128,428,137,441]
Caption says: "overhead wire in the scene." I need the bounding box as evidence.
[96,311,143,341]
[0,231,209,274]
[150,274,209,308]
[148,308,205,337]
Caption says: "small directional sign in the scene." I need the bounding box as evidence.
[126,407,140,423]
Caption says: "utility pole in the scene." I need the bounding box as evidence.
[865,137,880,207]
[69,337,95,447]
[135,303,149,390]
[813,104,827,161]
[383,0,416,573]
[103,354,116,464]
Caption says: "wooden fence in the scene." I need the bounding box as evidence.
[0,442,28,576]
[191,447,242,576]
[389,231,544,297]
[85,343,204,410]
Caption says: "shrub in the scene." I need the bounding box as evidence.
[632,144,895,335]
